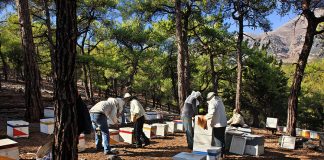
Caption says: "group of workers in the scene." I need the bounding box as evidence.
[181,91,246,158]
[89,93,150,155]
[87,91,245,156]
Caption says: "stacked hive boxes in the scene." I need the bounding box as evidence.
[78,133,86,152]
[0,139,19,160]
[193,115,214,152]
[109,129,120,145]
[166,121,176,134]
[244,134,264,156]
[143,124,157,139]
[7,120,29,138]
[119,127,134,144]
[44,107,54,118]
[152,123,168,137]
[40,118,54,134]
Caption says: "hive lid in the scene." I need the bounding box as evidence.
[0,138,17,147]
[7,120,29,126]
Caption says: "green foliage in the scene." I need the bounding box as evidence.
[0,14,24,76]
[241,47,288,126]
[0,1,322,130]
[283,59,324,130]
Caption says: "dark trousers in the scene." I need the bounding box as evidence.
[213,127,226,157]
[134,116,150,145]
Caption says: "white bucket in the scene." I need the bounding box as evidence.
[207,148,221,160]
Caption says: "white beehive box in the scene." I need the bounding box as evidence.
[174,120,184,132]
[0,139,19,160]
[7,120,29,138]
[44,107,54,118]
[146,112,158,120]
[244,134,264,156]
[280,136,296,149]
[152,123,168,137]
[166,121,176,134]
[194,115,213,136]
[40,118,54,134]
[119,127,134,144]
[172,152,206,160]
[244,145,264,156]
[78,133,86,152]
[206,148,221,160]
[192,147,221,160]
[229,135,246,155]
[109,129,120,145]
[194,134,213,147]
[237,127,252,133]
[296,128,302,136]
[143,124,157,139]
[310,131,319,139]
[266,117,278,129]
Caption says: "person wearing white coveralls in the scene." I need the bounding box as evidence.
[181,91,201,149]
[205,92,227,157]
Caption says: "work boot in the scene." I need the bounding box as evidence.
[134,144,143,148]
[144,141,150,147]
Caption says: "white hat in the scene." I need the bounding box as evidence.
[124,93,131,98]
[193,91,201,98]
[207,92,215,100]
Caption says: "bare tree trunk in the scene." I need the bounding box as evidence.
[53,0,78,159]
[16,0,43,122]
[286,1,322,136]
[175,0,186,112]
[235,14,243,113]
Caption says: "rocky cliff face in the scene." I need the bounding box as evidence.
[245,8,324,63]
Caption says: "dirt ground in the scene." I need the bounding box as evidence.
[0,81,323,160]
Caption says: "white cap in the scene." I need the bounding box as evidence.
[193,91,201,98]
[124,93,131,98]
[207,92,215,100]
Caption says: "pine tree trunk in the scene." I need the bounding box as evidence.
[0,42,8,81]
[175,0,186,112]
[286,1,319,136]
[183,9,190,97]
[168,50,178,105]
[209,52,218,95]
[15,0,43,122]
[235,15,243,113]
[53,0,78,159]
[0,41,9,81]
[42,0,55,77]
[86,63,94,101]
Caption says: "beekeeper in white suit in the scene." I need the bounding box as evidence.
[181,91,201,149]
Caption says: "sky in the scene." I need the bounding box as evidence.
[227,11,297,35]
[1,5,297,36]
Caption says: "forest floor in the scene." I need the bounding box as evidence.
[0,81,323,160]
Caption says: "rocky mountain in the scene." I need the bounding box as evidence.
[245,8,324,63]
